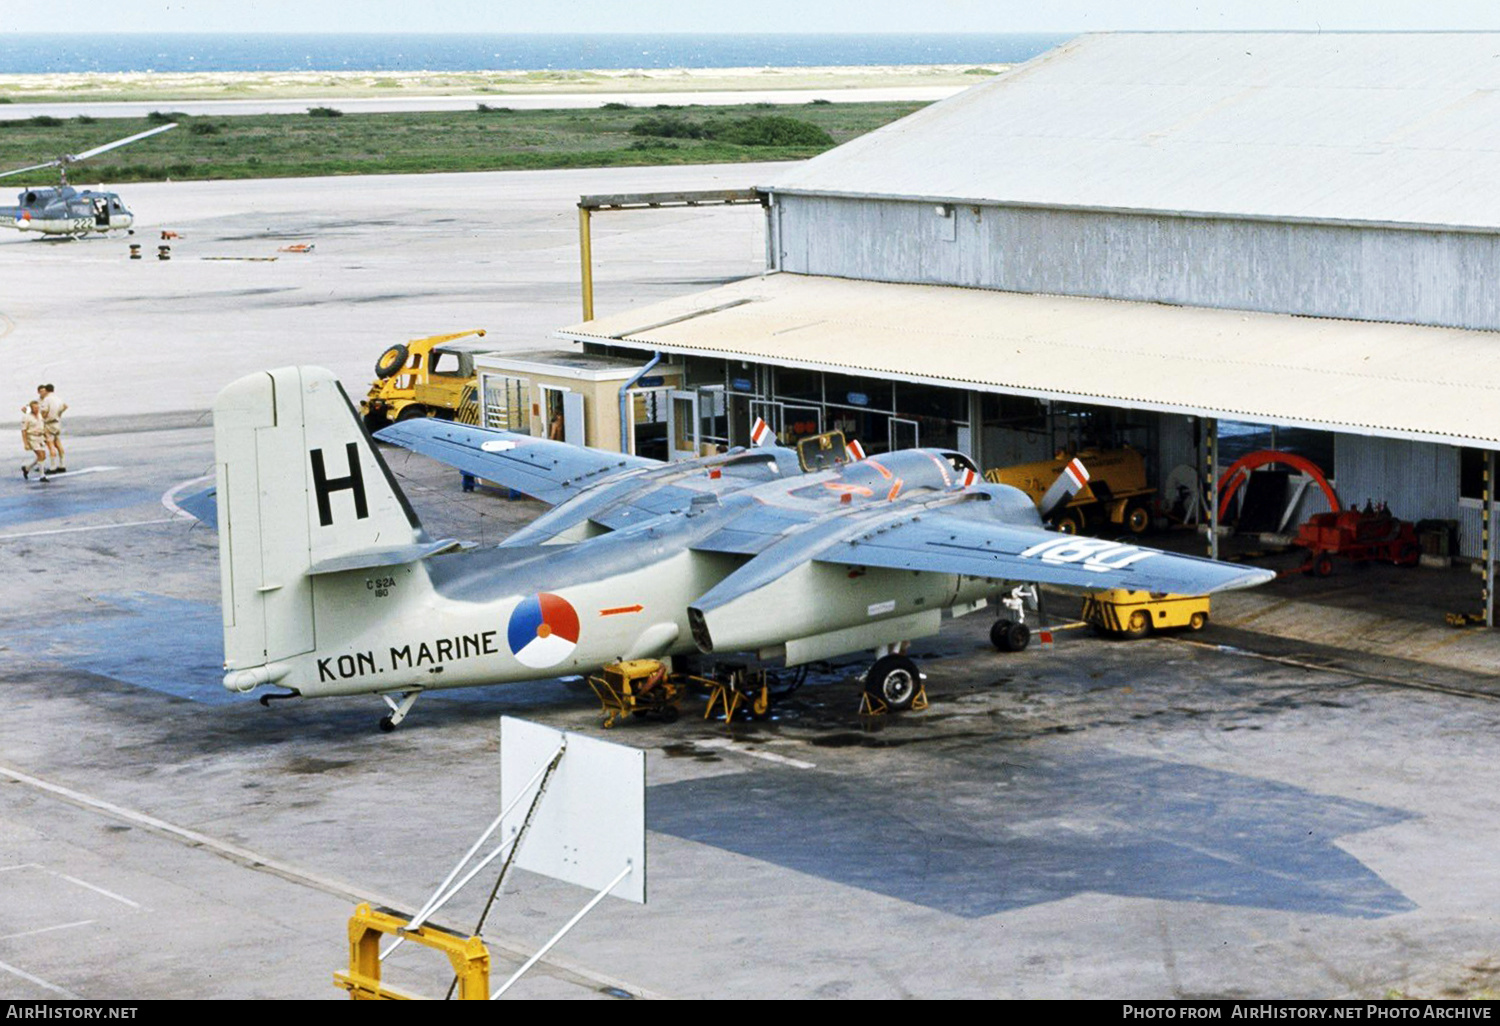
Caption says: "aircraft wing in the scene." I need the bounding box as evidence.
[375,419,657,506]
[814,511,1274,594]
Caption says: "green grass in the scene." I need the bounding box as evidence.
[0,102,926,183]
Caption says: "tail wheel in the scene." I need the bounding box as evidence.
[864,655,920,712]
[1189,611,1208,631]
[375,343,409,380]
[1124,501,1151,535]
[1122,610,1152,639]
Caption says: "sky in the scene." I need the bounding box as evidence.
[22,0,1500,34]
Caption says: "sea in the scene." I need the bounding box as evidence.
[0,33,1073,75]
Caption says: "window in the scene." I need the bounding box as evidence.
[482,374,529,431]
[1461,447,1493,502]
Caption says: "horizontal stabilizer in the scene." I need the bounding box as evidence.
[305,539,465,576]
[176,485,218,526]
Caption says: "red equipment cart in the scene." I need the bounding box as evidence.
[1294,503,1421,577]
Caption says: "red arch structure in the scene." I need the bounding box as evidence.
[1216,450,1340,522]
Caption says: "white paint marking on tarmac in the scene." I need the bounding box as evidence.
[0,863,42,872]
[0,919,96,942]
[0,762,670,1001]
[692,737,816,769]
[161,473,214,520]
[0,957,78,999]
[54,873,142,910]
[0,517,177,541]
[36,465,120,478]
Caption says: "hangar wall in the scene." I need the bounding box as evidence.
[1333,435,1483,556]
[774,195,1500,331]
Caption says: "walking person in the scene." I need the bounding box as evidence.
[20,400,47,482]
[37,383,67,473]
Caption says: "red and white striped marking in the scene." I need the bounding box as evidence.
[750,416,772,447]
[960,467,978,487]
[846,438,866,461]
[1063,458,1090,491]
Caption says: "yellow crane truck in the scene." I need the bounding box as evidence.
[985,447,1155,535]
[360,329,488,432]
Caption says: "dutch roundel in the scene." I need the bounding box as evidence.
[506,593,581,669]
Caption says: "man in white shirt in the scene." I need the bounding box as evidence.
[37,383,67,473]
[20,400,47,481]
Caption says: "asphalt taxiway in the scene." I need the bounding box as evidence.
[2,167,1500,1000]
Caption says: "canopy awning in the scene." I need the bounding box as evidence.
[556,272,1500,449]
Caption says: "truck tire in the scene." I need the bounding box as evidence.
[375,343,409,380]
[1124,500,1151,536]
[395,404,429,422]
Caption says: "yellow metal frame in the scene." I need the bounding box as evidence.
[334,903,490,1001]
[586,659,682,728]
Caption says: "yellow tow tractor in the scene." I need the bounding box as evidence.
[1082,590,1210,639]
[360,328,489,432]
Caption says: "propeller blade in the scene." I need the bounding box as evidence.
[0,160,63,181]
[1038,456,1090,519]
[68,122,178,162]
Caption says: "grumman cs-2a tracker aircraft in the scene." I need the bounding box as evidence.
[205,366,1273,730]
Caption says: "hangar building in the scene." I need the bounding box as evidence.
[547,32,1500,615]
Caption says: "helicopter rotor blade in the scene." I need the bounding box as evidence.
[67,122,178,163]
[0,160,64,181]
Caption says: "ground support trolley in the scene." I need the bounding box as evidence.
[1082,589,1210,639]
[587,659,684,728]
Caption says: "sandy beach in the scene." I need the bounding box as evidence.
[0,64,1005,104]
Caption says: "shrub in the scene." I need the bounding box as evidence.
[307,106,343,118]
[145,110,184,124]
[600,101,632,110]
[707,116,833,147]
[628,114,707,140]
[74,114,97,124]
[475,103,513,113]
[27,115,63,126]
[189,121,220,135]
[808,98,832,105]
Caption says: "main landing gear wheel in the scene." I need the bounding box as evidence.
[374,343,408,380]
[864,654,921,712]
[990,619,1031,652]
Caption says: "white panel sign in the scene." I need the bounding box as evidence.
[499,716,646,904]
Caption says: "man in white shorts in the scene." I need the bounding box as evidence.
[20,399,47,481]
[37,383,67,474]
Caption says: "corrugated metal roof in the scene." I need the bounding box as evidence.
[558,273,1500,448]
[764,32,1500,230]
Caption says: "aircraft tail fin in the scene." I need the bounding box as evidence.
[1038,457,1090,519]
[212,366,427,676]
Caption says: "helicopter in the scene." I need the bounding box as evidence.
[0,123,178,239]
